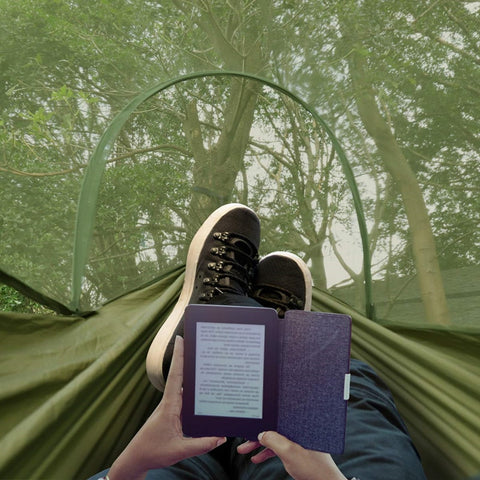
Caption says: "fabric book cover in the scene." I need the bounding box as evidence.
[182,304,351,454]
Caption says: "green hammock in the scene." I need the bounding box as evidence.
[1,271,478,479]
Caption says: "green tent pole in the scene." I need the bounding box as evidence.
[71,71,374,318]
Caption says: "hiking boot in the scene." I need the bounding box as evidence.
[251,251,312,317]
[146,203,260,391]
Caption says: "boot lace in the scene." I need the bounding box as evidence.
[199,231,258,302]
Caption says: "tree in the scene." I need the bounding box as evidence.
[1,0,478,323]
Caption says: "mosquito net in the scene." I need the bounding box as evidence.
[0,1,479,479]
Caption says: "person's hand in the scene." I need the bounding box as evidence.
[108,336,226,480]
[237,431,347,480]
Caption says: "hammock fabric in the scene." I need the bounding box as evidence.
[1,268,478,480]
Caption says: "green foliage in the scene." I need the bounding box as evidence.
[0,284,53,314]
[0,0,478,320]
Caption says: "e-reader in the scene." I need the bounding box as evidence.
[182,304,280,440]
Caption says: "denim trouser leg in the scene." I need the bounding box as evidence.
[332,359,427,480]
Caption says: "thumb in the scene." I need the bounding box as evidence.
[257,432,345,480]
[258,431,299,457]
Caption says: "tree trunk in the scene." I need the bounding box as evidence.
[349,50,450,324]
[176,0,267,234]
[309,242,327,290]
[183,76,263,232]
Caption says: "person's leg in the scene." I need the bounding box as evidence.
[210,436,293,480]
[332,359,427,480]
[87,454,230,480]
[142,455,229,480]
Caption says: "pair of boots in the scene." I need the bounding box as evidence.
[146,203,313,391]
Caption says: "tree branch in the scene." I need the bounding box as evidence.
[0,144,191,177]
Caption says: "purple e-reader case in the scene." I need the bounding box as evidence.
[182,304,351,454]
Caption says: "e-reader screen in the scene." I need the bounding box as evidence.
[182,304,279,439]
[195,321,265,418]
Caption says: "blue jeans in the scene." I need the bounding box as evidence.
[89,294,426,480]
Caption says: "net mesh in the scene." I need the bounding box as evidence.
[1,0,478,325]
